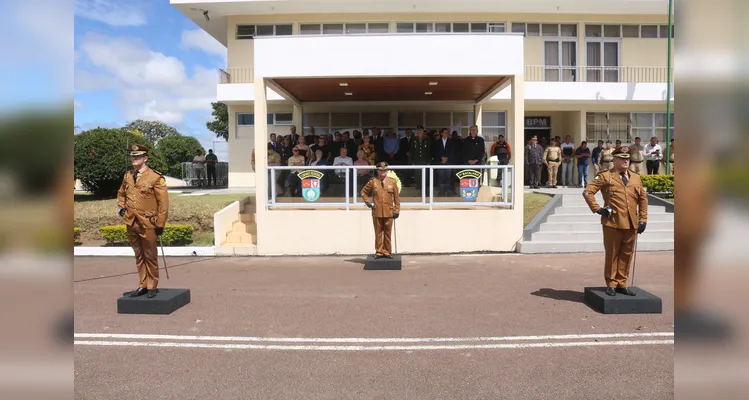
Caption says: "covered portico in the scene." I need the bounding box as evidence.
[251,33,526,255]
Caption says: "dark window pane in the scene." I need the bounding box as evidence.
[275,24,292,36]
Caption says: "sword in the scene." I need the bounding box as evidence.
[159,236,170,279]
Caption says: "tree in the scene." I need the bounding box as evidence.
[74,127,166,197]
[206,102,228,140]
[156,135,205,178]
[123,119,179,144]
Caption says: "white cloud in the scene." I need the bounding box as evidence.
[180,29,227,59]
[74,0,147,27]
[76,33,217,126]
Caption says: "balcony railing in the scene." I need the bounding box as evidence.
[218,67,254,84]
[525,65,673,83]
[265,164,515,209]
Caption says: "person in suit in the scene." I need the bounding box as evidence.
[398,128,414,184]
[433,128,457,196]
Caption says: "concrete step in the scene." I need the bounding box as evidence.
[532,229,673,242]
[225,231,255,244]
[551,205,667,215]
[239,213,255,223]
[563,195,602,207]
[539,221,674,232]
[547,213,673,223]
[231,221,258,234]
[517,239,674,254]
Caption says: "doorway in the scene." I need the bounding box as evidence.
[524,116,552,185]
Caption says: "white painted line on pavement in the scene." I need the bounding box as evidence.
[74,339,674,351]
[74,332,674,343]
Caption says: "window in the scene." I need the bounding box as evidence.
[586,41,620,82]
[435,23,451,32]
[585,24,602,38]
[560,24,577,37]
[585,23,673,39]
[542,24,559,36]
[367,23,389,33]
[488,23,506,33]
[415,23,434,32]
[323,23,344,35]
[256,25,274,36]
[545,40,577,82]
[274,113,293,125]
[511,23,525,34]
[526,23,540,36]
[237,113,294,126]
[641,25,658,38]
[622,25,639,38]
[397,23,414,33]
[275,24,293,36]
[481,111,507,143]
[300,24,321,35]
[236,24,293,39]
[346,23,366,34]
[632,112,674,142]
[659,25,670,39]
[237,113,254,126]
[604,25,621,38]
[471,23,488,32]
[236,25,255,39]
[586,112,631,142]
[454,23,470,33]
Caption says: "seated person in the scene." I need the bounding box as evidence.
[333,147,354,180]
[285,148,306,197]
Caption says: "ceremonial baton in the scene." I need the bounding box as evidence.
[159,236,170,279]
[629,231,639,287]
[393,217,398,255]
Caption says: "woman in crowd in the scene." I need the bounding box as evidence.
[293,136,309,163]
[358,134,376,165]
[575,141,591,188]
[285,148,306,197]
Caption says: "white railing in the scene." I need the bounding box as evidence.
[265,164,514,210]
[525,65,673,83]
[218,67,254,84]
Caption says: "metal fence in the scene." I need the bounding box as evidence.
[265,164,514,210]
[181,162,228,186]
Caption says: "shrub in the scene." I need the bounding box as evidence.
[156,135,205,178]
[641,174,674,195]
[99,224,194,246]
[74,127,167,197]
[74,227,81,242]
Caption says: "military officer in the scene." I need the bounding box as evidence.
[543,139,562,188]
[598,140,615,173]
[360,162,401,259]
[117,144,169,298]
[583,147,648,296]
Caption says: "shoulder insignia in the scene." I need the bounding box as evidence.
[152,170,164,176]
[159,177,166,186]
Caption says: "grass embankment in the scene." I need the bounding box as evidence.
[524,192,552,226]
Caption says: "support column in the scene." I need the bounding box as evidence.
[474,104,483,131]
[253,77,269,251]
[510,75,525,215]
[389,110,398,131]
[293,104,303,134]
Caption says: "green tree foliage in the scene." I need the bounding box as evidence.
[157,135,206,178]
[123,119,179,144]
[74,127,167,197]
[206,102,228,140]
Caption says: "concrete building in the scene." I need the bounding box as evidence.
[172,0,674,256]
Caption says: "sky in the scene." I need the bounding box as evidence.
[73,0,228,160]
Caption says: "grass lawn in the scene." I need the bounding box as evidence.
[524,192,553,226]
[74,193,248,245]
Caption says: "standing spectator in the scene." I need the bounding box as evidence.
[538,135,549,185]
[599,140,615,172]
[353,130,363,146]
[433,128,457,196]
[525,136,544,189]
[288,126,300,146]
[382,128,400,164]
[462,125,485,167]
[591,140,604,176]
[575,141,591,187]
[410,126,432,193]
[398,128,414,184]
[192,150,206,186]
[628,137,645,174]
[560,135,575,186]
[644,136,662,174]
[358,134,376,165]
[268,133,279,151]
[342,131,358,160]
[543,139,562,188]
[205,149,218,187]
[328,131,343,162]
[304,127,316,148]
[278,137,293,194]
[371,127,384,163]
[491,134,512,186]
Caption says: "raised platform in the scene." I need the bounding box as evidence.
[584,286,662,314]
[117,288,191,315]
[364,255,402,270]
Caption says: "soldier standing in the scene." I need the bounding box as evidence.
[628,137,645,174]
[598,140,615,173]
[360,162,401,259]
[582,147,648,296]
[117,144,170,298]
[525,136,544,189]
[543,139,562,188]
[409,126,432,194]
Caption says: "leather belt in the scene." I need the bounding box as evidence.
[631,160,644,163]
[547,159,560,162]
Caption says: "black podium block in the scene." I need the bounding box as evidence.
[584,287,662,314]
[117,288,191,315]
[364,255,402,270]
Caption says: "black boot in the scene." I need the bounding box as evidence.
[616,287,636,296]
[127,288,148,297]
[605,287,616,296]
[146,290,158,298]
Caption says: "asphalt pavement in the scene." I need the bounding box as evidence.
[74,252,674,399]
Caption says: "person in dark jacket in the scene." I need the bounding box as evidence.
[462,125,486,167]
[409,126,432,193]
[491,134,512,186]
[398,128,414,184]
[433,128,457,195]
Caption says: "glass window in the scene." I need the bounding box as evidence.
[255,25,274,36]
[542,23,559,36]
[361,112,390,127]
[346,23,366,34]
[303,113,330,128]
[275,24,292,36]
[425,112,451,127]
[604,25,621,38]
[236,25,255,39]
[633,113,654,128]
[398,112,423,127]
[488,23,505,33]
[237,113,254,126]
[300,24,321,35]
[435,23,451,32]
[622,25,639,38]
[453,111,474,127]
[267,114,274,125]
[641,25,658,38]
[275,113,293,125]
[368,23,389,33]
[526,23,540,36]
[659,25,670,38]
[585,24,602,38]
[396,23,414,33]
[482,111,506,127]
[415,23,433,32]
[560,24,577,37]
[454,23,470,33]
[331,113,360,126]
[471,23,488,32]
[511,23,525,34]
[323,24,344,35]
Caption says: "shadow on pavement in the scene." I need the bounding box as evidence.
[344,258,367,265]
[74,257,215,283]
[531,288,585,304]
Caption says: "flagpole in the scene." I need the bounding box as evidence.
[665,0,673,174]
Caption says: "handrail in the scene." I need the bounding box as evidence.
[524,65,673,83]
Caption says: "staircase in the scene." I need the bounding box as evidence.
[517,190,674,253]
[215,197,257,256]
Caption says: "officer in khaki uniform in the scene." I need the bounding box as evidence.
[117,144,169,298]
[543,139,562,188]
[583,147,648,296]
[628,137,646,174]
[598,141,615,173]
[360,162,401,258]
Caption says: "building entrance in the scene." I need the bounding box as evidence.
[523,116,551,185]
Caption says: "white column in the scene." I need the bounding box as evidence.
[253,77,268,251]
[474,103,483,132]
[293,104,303,133]
[510,75,525,213]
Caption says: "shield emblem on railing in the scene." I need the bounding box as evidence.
[456,169,482,202]
[298,170,324,202]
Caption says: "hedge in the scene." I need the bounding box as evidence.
[99,224,194,246]
[641,174,674,195]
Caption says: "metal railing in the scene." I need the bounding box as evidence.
[218,67,254,84]
[525,65,673,83]
[181,162,228,186]
[265,164,514,210]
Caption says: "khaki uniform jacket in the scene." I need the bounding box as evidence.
[543,146,562,164]
[583,169,648,230]
[598,148,614,165]
[360,176,401,218]
[117,167,169,229]
[628,144,645,162]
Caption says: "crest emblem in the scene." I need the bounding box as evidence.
[298,170,324,202]
[456,170,482,202]
[131,144,139,151]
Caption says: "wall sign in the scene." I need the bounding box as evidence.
[525,117,551,129]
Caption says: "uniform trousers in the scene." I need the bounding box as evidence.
[602,226,637,288]
[373,217,394,256]
[546,161,560,186]
[629,161,644,174]
[126,221,160,290]
[527,164,542,187]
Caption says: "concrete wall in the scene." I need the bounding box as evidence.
[621,38,674,67]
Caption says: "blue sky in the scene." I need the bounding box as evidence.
[74,0,227,159]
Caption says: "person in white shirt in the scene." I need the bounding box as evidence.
[192,151,206,186]
[644,136,662,175]
[333,147,354,177]
[560,135,575,186]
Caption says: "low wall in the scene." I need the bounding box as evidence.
[255,208,523,255]
[213,197,249,246]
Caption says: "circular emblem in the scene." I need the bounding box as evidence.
[131,144,139,151]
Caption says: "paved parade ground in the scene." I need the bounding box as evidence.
[74,253,674,399]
